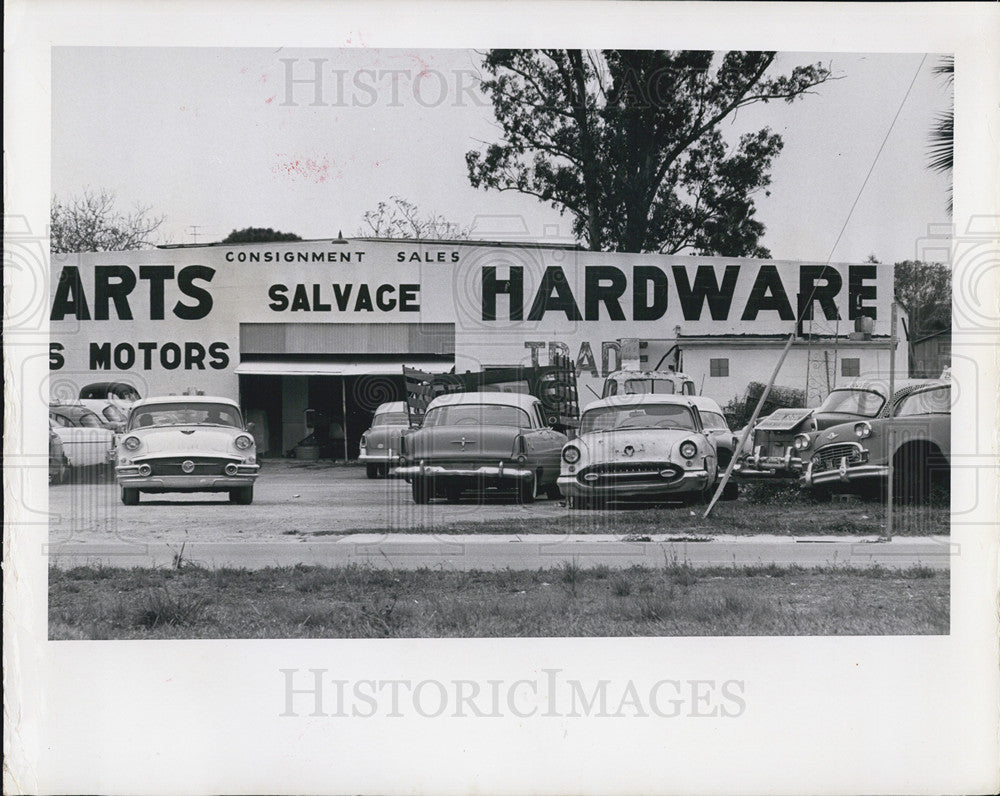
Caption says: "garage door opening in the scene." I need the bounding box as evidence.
[236,359,451,459]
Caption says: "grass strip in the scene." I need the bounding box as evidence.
[50,560,948,639]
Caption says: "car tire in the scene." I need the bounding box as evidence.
[517,473,536,505]
[50,457,67,486]
[893,444,942,504]
[544,482,562,500]
[412,478,432,504]
[683,488,709,506]
[721,479,739,501]
[121,488,139,506]
[230,486,254,505]
[365,464,378,479]
[808,487,833,503]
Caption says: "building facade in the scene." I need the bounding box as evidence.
[49,237,906,457]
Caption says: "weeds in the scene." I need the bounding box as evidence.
[560,558,582,597]
[664,549,699,587]
[126,585,209,629]
[49,562,949,639]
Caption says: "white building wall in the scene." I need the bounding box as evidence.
[680,342,907,407]
[48,238,900,412]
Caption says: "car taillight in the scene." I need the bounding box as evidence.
[513,435,527,463]
[359,434,367,449]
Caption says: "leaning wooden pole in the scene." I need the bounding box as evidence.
[703,331,798,518]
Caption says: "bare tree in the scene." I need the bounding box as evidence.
[50,189,165,252]
[359,196,472,240]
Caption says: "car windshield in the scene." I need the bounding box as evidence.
[129,402,242,429]
[371,412,409,427]
[624,378,680,395]
[699,410,729,431]
[895,386,951,417]
[423,403,531,428]
[817,388,885,417]
[581,403,697,433]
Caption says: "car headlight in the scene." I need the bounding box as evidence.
[793,434,811,451]
[122,435,141,452]
[562,445,581,464]
[679,440,698,460]
[854,422,872,439]
[235,434,254,450]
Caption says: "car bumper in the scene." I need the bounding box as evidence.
[395,462,534,483]
[557,469,711,499]
[358,450,396,463]
[802,461,887,487]
[733,450,803,478]
[116,464,259,491]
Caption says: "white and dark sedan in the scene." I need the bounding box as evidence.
[115,396,260,505]
[396,392,566,504]
[358,400,410,478]
[558,394,719,508]
[48,403,115,469]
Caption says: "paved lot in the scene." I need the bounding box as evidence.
[44,461,952,570]
[47,460,568,547]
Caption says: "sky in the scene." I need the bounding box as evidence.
[51,47,952,264]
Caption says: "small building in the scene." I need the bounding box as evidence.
[910,328,951,378]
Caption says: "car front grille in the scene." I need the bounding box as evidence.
[577,462,683,485]
[812,443,865,471]
[146,457,233,476]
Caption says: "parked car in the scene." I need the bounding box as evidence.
[78,381,140,433]
[49,423,69,485]
[358,400,409,478]
[733,378,934,480]
[602,369,697,398]
[558,394,719,508]
[688,395,740,500]
[396,392,566,504]
[48,403,114,469]
[799,381,951,501]
[115,396,260,505]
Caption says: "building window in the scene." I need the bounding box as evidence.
[709,358,729,377]
[841,358,860,377]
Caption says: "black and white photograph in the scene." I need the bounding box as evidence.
[45,44,957,637]
[5,2,999,794]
